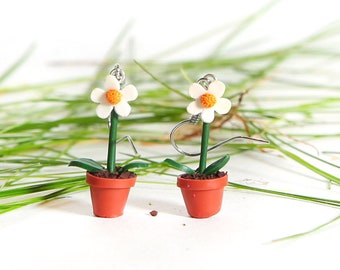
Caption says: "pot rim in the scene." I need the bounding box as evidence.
[177,174,228,190]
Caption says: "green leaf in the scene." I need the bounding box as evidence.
[163,158,195,174]
[203,155,230,175]
[68,158,105,173]
[119,162,149,172]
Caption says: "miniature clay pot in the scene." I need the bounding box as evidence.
[86,172,136,218]
[177,174,228,218]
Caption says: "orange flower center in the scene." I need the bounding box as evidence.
[200,93,217,108]
[106,89,122,105]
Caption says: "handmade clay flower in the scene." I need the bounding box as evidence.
[91,75,138,119]
[186,80,231,123]
[70,64,148,218]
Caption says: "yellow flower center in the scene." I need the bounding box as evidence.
[106,89,122,105]
[200,93,217,108]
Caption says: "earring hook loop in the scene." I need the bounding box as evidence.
[110,63,126,85]
[197,74,217,89]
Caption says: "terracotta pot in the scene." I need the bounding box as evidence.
[177,174,228,218]
[86,172,136,218]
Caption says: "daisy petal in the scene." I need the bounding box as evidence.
[121,84,138,101]
[104,75,120,90]
[114,101,131,117]
[187,100,204,115]
[214,98,232,115]
[201,109,215,123]
[189,83,206,98]
[96,104,113,119]
[91,88,106,103]
[208,80,225,98]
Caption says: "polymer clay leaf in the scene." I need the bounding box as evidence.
[163,158,195,174]
[69,158,105,172]
[203,154,230,175]
[119,162,149,172]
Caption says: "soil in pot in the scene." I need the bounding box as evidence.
[91,167,136,179]
[179,171,227,180]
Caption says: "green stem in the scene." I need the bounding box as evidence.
[198,122,210,173]
[107,110,118,172]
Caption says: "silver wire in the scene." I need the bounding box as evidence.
[110,63,126,85]
[197,74,217,89]
[170,119,194,156]
[116,135,139,155]
[170,119,269,156]
[189,114,201,124]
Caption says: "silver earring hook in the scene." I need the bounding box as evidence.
[170,118,269,157]
[197,74,217,89]
[169,73,269,156]
[110,63,126,86]
[170,114,201,156]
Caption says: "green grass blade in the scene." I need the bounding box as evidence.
[0,44,35,85]
[271,214,340,242]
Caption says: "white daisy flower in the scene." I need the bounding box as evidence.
[186,80,231,123]
[90,75,138,119]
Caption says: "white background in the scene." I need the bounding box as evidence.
[1,0,340,269]
[1,0,340,80]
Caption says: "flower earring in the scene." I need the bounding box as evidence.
[91,64,138,119]
[187,74,231,124]
[69,64,148,218]
[165,73,269,218]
